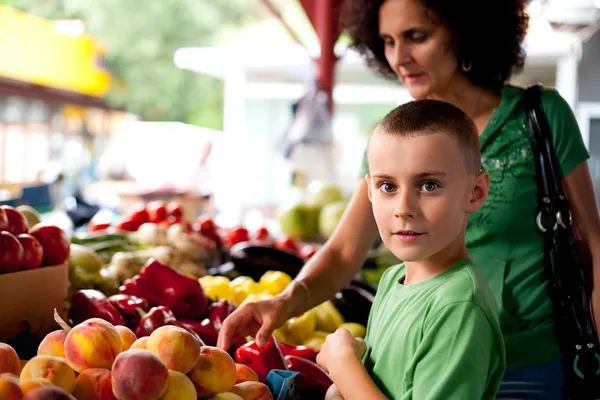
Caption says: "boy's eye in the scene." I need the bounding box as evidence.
[419,181,439,192]
[378,182,396,193]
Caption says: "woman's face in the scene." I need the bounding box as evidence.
[379,0,461,99]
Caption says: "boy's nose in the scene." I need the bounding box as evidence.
[393,194,416,219]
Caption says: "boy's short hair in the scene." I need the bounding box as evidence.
[373,100,481,173]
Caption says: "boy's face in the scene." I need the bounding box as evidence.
[366,131,489,262]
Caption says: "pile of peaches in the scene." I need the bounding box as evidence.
[0,318,273,400]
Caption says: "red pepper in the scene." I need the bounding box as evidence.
[135,306,205,345]
[284,355,333,393]
[108,294,149,332]
[69,290,126,326]
[178,318,219,346]
[234,338,287,382]
[278,342,319,363]
[119,259,208,319]
[108,294,149,316]
[208,299,237,331]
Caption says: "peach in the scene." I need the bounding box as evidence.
[0,375,24,400]
[20,356,75,393]
[64,318,122,373]
[37,330,68,358]
[158,370,196,400]
[231,382,273,400]
[187,346,236,399]
[73,368,116,400]
[210,393,243,400]
[19,378,52,396]
[111,349,168,400]
[23,385,76,399]
[130,337,148,350]
[115,326,137,352]
[146,326,201,374]
[0,343,20,375]
[235,364,258,384]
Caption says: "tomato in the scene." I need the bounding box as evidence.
[274,235,299,254]
[228,227,250,246]
[300,244,318,261]
[196,216,217,235]
[89,221,111,232]
[147,201,167,222]
[0,206,29,235]
[254,227,270,242]
[17,234,43,270]
[0,231,24,273]
[0,208,8,232]
[167,202,183,218]
[115,217,140,232]
[128,207,150,226]
[29,224,70,266]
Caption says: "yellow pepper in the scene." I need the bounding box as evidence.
[199,275,235,302]
[258,271,292,296]
[230,276,259,305]
[283,310,317,343]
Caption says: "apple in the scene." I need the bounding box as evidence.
[29,224,70,266]
[0,205,29,235]
[17,234,43,270]
[0,231,24,273]
[0,208,8,231]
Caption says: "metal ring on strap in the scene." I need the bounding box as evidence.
[573,353,600,379]
[555,211,567,230]
[536,211,548,233]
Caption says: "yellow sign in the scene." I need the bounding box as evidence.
[0,6,111,97]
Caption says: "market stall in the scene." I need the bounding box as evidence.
[0,3,382,399]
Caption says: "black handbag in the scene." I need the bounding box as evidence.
[524,85,600,399]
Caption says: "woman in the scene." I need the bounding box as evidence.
[218,0,600,398]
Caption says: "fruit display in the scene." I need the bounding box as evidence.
[0,317,273,400]
[0,206,70,275]
[276,181,348,241]
[68,201,220,294]
[198,270,367,351]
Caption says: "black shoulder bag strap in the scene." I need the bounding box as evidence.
[524,84,600,399]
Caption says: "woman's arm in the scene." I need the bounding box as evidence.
[283,178,379,316]
[562,162,600,333]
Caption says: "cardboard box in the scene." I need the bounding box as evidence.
[0,263,69,342]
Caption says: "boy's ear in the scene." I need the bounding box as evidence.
[365,174,373,202]
[467,170,490,213]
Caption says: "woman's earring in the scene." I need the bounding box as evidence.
[462,60,472,72]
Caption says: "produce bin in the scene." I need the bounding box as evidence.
[0,263,69,342]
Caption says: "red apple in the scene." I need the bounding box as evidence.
[17,234,43,270]
[29,224,70,266]
[0,231,24,273]
[0,206,29,235]
[0,208,8,231]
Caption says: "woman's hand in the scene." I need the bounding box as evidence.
[317,328,367,374]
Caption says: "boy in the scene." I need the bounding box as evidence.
[316,100,505,399]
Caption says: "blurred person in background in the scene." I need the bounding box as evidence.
[219,1,600,398]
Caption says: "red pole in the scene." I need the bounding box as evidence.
[315,0,337,113]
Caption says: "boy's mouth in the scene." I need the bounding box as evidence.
[393,231,424,242]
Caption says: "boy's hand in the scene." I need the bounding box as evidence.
[317,328,367,373]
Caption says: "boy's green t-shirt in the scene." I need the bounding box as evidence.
[363,259,505,399]
[360,85,590,367]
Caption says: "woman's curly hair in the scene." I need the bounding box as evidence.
[343,0,529,91]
